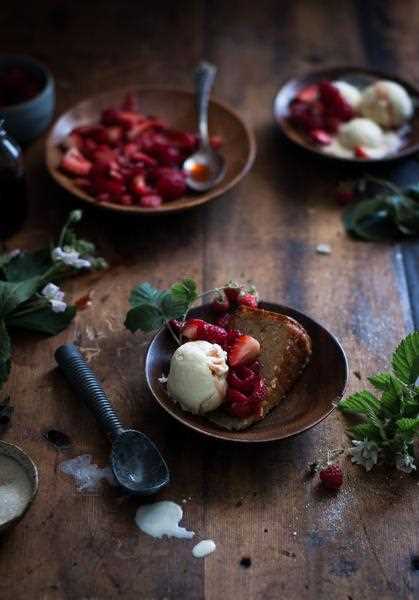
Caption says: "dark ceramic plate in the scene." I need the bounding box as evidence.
[273,66,419,164]
[145,302,348,443]
[46,87,256,215]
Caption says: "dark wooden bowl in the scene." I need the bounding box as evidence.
[273,66,419,164]
[46,87,256,214]
[145,302,348,443]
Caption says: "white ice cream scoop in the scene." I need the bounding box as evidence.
[333,81,362,110]
[338,118,384,149]
[359,80,413,128]
[167,341,228,414]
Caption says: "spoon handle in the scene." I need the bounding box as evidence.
[55,344,124,441]
[195,61,217,146]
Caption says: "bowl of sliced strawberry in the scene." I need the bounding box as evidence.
[46,88,255,214]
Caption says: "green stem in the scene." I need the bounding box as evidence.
[364,175,404,198]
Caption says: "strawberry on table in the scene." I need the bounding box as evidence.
[60,148,92,176]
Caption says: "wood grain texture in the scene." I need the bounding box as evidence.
[0,1,418,599]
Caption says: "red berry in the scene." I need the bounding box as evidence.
[60,148,92,177]
[156,167,186,201]
[181,319,227,347]
[250,376,267,405]
[228,335,261,368]
[238,293,258,309]
[318,81,353,122]
[216,313,231,329]
[226,388,256,418]
[247,360,262,374]
[211,295,230,313]
[319,464,343,490]
[226,329,242,348]
[224,285,241,304]
[354,146,369,159]
[228,366,257,393]
[309,129,332,146]
[296,84,319,103]
[131,174,152,197]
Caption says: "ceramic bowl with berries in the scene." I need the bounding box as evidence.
[274,67,419,163]
[46,88,255,214]
[133,279,348,442]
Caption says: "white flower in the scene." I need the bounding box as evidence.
[350,439,379,471]
[8,249,21,259]
[52,246,91,269]
[41,283,67,313]
[395,452,416,474]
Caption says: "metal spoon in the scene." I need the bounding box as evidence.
[55,344,169,495]
[183,61,225,191]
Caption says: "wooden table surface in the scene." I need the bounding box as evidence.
[1,1,419,599]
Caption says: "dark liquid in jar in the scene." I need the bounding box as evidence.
[0,172,27,239]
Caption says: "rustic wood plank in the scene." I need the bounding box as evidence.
[0,1,418,599]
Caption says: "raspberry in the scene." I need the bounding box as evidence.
[238,293,258,309]
[227,366,257,393]
[319,464,343,490]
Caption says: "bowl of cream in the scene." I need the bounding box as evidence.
[0,440,38,533]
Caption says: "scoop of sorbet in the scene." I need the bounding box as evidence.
[338,118,384,149]
[359,80,413,128]
[167,341,228,415]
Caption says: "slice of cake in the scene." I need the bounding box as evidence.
[209,306,312,430]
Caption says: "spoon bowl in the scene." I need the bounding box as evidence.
[111,429,169,495]
[183,147,226,192]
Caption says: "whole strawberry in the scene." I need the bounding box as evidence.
[319,464,343,490]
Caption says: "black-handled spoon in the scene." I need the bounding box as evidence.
[55,344,169,495]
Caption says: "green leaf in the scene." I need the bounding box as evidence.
[0,277,41,317]
[129,283,165,308]
[6,305,76,336]
[170,279,198,307]
[343,196,399,241]
[1,249,51,282]
[349,422,381,441]
[396,417,419,434]
[394,195,419,236]
[380,375,404,415]
[392,331,419,385]
[0,320,11,364]
[368,372,392,391]
[338,390,381,415]
[125,304,165,333]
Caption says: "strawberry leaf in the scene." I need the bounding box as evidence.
[391,331,419,385]
[338,390,381,415]
[349,422,381,442]
[125,304,165,333]
[1,249,51,282]
[129,283,165,308]
[368,372,392,391]
[170,279,197,307]
[0,277,41,317]
[6,305,76,336]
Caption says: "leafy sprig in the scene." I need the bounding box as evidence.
[343,177,419,241]
[0,210,107,391]
[338,332,419,472]
[125,279,198,341]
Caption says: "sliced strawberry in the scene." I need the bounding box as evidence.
[139,194,162,208]
[296,84,319,103]
[309,129,332,145]
[228,335,261,367]
[66,132,84,150]
[168,319,184,335]
[238,293,258,309]
[226,329,242,349]
[226,388,249,405]
[251,376,267,404]
[181,318,205,340]
[355,146,369,159]
[155,167,186,201]
[60,148,92,177]
[90,174,125,197]
[181,319,228,347]
[131,174,152,197]
[119,194,134,206]
[247,360,262,374]
[105,126,123,145]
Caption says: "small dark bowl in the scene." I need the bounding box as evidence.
[273,66,419,164]
[145,302,348,443]
[0,55,55,144]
